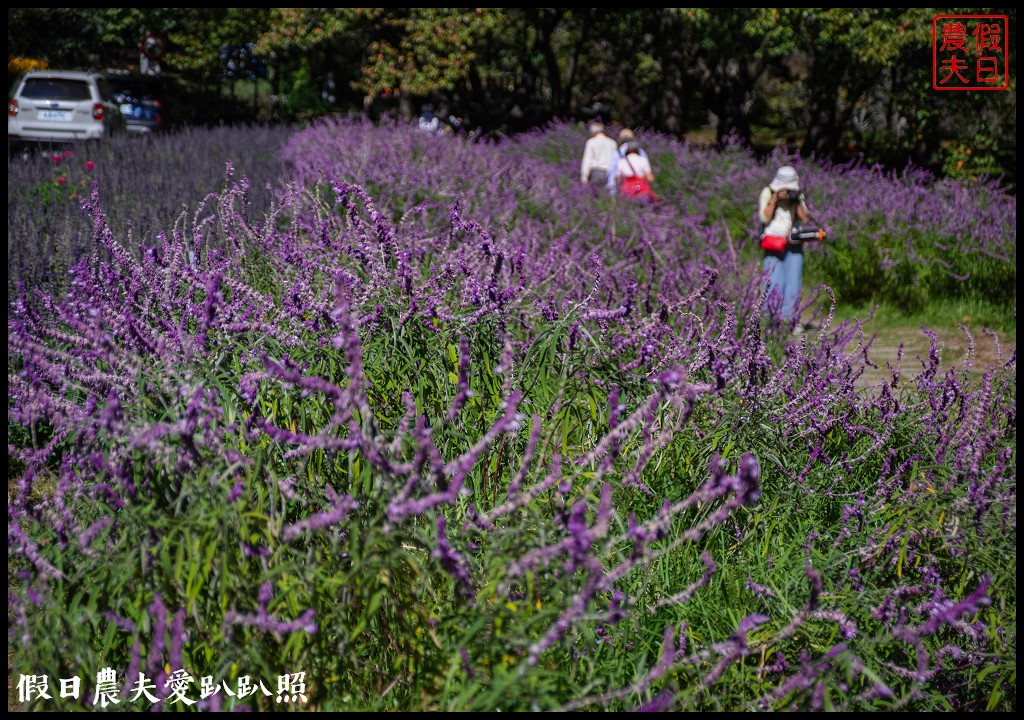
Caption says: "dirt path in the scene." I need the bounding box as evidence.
[847,322,1015,393]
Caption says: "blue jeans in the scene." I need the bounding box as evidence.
[761,245,803,321]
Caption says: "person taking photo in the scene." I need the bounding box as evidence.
[758,165,811,333]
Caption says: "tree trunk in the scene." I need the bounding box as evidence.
[802,42,851,160]
[656,9,685,135]
[699,56,761,148]
[529,9,568,115]
[398,92,414,122]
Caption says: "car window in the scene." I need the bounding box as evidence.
[111,79,160,97]
[20,78,93,101]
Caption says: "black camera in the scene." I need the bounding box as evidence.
[777,188,801,199]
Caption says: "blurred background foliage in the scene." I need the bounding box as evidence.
[7,7,1017,187]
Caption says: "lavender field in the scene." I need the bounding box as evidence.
[8,119,1016,711]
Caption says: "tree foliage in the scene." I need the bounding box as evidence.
[6,7,1015,184]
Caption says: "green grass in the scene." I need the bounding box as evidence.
[851,299,1013,332]
[835,299,1016,342]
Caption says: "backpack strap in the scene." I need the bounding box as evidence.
[624,155,640,177]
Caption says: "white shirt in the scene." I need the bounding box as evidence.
[617,153,652,179]
[418,115,440,133]
[759,186,807,238]
[580,133,618,182]
[608,144,649,191]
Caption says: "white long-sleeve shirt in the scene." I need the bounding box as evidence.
[580,133,618,182]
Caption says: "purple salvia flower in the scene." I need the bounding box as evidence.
[224,581,318,636]
[169,608,186,672]
[147,594,169,700]
[448,335,474,420]
[78,516,111,550]
[506,414,542,497]
[635,690,675,712]
[564,623,685,711]
[746,576,774,600]
[806,565,823,610]
[902,574,992,639]
[120,638,143,699]
[106,611,137,634]
[812,609,858,640]
[432,515,475,598]
[283,489,359,540]
[8,520,63,580]
[459,646,475,678]
[652,552,716,610]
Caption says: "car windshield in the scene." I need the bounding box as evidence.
[20,78,93,101]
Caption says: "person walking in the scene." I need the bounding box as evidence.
[418,103,441,134]
[758,165,811,333]
[606,128,649,194]
[580,121,618,189]
[615,141,658,204]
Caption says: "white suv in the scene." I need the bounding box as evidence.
[8,70,126,145]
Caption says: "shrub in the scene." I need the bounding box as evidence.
[8,121,1015,711]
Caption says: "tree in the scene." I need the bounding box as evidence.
[8,7,1013,183]
[677,9,771,148]
[745,9,936,159]
[8,9,110,72]
[254,9,506,121]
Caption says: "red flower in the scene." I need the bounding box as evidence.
[57,176,66,185]
[64,149,74,157]
[84,161,96,170]
[52,154,62,163]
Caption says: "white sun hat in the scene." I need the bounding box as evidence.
[769,165,800,192]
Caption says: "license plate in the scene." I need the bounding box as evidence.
[40,109,71,121]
